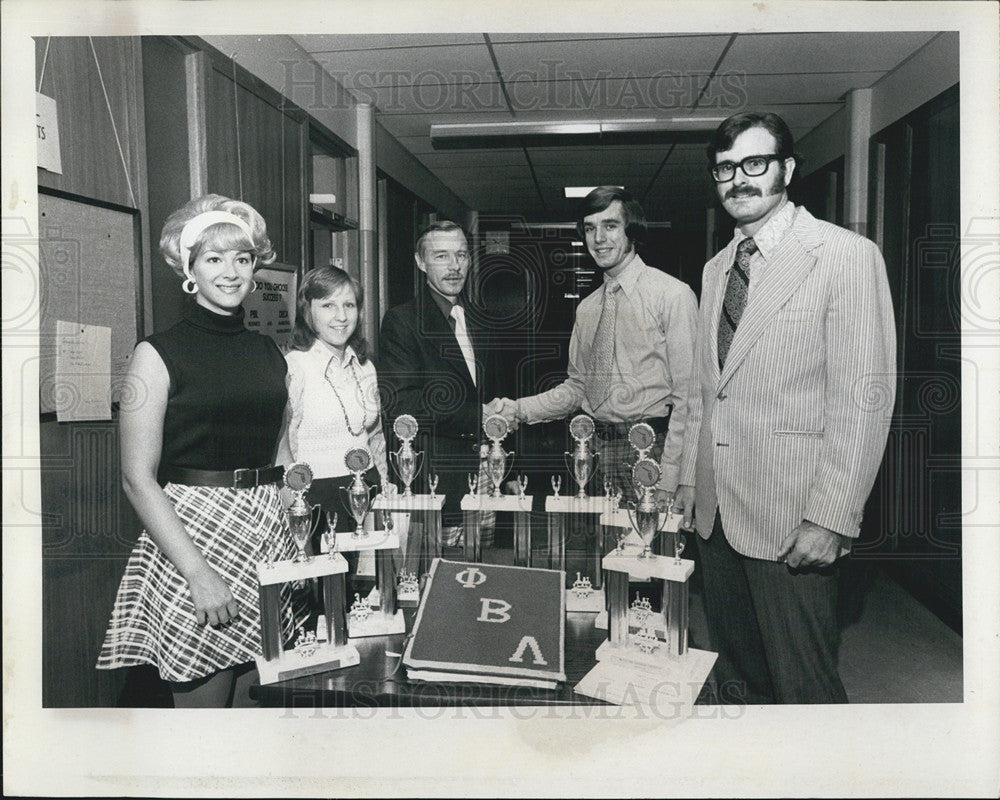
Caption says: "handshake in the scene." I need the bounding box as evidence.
[483,397,523,431]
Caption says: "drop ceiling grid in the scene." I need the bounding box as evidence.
[290,32,943,222]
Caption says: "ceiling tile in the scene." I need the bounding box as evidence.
[300,43,498,94]
[295,34,484,52]
[701,71,885,107]
[720,32,937,75]
[492,35,733,82]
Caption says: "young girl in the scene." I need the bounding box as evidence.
[97,194,306,707]
[279,266,388,542]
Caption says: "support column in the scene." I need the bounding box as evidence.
[845,88,872,236]
[357,102,378,346]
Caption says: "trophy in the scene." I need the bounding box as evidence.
[517,474,529,498]
[340,447,377,539]
[551,475,562,498]
[428,474,439,498]
[565,414,599,498]
[322,511,338,559]
[284,462,321,563]
[390,414,424,496]
[627,457,664,559]
[483,413,515,497]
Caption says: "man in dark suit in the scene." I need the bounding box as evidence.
[378,220,494,546]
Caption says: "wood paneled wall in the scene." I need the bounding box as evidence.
[35,37,147,212]
[35,36,152,707]
[204,52,306,268]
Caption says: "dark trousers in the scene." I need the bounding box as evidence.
[696,512,847,705]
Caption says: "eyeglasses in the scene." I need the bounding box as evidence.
[710,154,784,183]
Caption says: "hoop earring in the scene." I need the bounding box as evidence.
[182,279,198,295]
[250,280,258,294]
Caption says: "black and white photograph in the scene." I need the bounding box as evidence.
[3,0,998,796]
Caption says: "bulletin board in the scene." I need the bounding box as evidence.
[38,190,141,414]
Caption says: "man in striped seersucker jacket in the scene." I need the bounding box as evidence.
[673,112,896,704]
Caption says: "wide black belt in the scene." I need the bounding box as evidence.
[160,464,285,489]
[593,409,673,440]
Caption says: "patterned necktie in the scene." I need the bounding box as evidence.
[717,237,757,369]
[585,279,621,408]
[449,304,477,385]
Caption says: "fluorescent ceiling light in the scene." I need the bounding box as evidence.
[571,240,584,246]
[565,186,622,198]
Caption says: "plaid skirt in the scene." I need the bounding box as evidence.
[97,482,309,683]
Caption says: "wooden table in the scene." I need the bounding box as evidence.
[250,609,612,708]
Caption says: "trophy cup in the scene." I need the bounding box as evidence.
[340,447,377,539]
[626,457,664,559]
[517,474,529,498]
[390,414,423,496]
[468,473,478,496]
[565,414,599,499]
[551,475,562,498]
[284,462,321,563]
[483,413,514,498]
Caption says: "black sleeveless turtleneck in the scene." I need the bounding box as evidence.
[144,302,287,481]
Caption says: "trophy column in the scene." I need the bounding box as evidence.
[371,492,444,607]
[256,462,360,685]
[459,413,533,567]
[545,494,613,613]
[572,498,717,709]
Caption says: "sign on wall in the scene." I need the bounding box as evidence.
[36,92,62,174]
[244,265,297,350]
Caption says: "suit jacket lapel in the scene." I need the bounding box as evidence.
[719,207,824,388]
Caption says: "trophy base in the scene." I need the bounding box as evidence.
[460,493,533,512]
[565,587,605,613]
[573,643,717,707]
[347,608,407,639]
[397,587,420,608]
[334,530,399,553]
[255,643,360,685]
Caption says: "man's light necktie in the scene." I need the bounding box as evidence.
[585,279,621,408]
[450,304,477,386]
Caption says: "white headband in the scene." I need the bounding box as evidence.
[178,210,255,277]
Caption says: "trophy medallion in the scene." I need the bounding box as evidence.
[627,422,656,459]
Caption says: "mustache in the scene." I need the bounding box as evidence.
[725,187,762,200]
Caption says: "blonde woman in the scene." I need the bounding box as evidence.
[98,194,306,707]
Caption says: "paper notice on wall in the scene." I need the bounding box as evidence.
[243,265,297,350]
[55,320,111,421]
